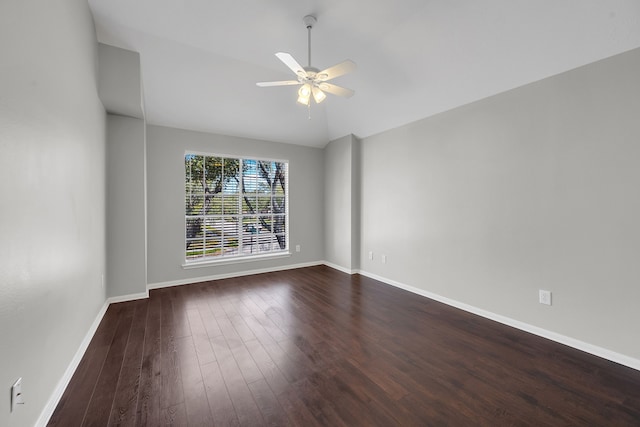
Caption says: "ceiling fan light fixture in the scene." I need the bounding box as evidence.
[312,86,326,104]
[297,83,311,105]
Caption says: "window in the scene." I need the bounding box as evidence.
[185,153,288,263]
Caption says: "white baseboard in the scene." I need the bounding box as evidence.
[35,300,111,427]
[322,261,357,275]
[107,291,149,304]
[357,269,640,372]
[147,260,324,290]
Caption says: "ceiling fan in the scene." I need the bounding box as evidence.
[256,15,356,107]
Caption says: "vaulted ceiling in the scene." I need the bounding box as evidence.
[88,0,640,147]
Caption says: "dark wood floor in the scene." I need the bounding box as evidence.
[48,265,640,426]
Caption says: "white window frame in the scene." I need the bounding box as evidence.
[183,152,290,268]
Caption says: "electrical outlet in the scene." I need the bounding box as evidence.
[539,289,552,306]
[11,378,24,412]
[381,254,387,264]
[368,251,373,260]
[295,245,301,253]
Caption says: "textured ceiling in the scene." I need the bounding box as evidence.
[88,0,640,147]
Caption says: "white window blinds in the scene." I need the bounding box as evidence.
[185,154,288,262]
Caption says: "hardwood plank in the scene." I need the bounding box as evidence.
[201,360,240,427]
[185,307,216,366]
[82,303,135,426]
[247,378,291,426]
[211,333,265,426]
[216,314,244,350]
[176,335,214,425]
[242,315,279,348]
[47,304,125,427]
[48,265,640,427]
[162,403,187,427]
[135,292,162,426]
[229,341,263,385]
[243,339,289,395]
[276,386,323,427]
[329,359,415,426]
[108,300,148,426]
[261,339,311,384]
[290,377,349,427]
[228,313,257,343]
[170,287,192,339]
[194,286,223,339]
[159,290,185,410]
[306,368,393,427]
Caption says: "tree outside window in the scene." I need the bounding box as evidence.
[185,154,288,261]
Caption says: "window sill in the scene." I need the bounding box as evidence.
[182,251,291,269]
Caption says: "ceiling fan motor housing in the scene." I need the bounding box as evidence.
[303,15,317,29]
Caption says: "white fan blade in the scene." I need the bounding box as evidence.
[317,60,356,81]
[275,52,307,77]
[319,83,354,98]
[256,80,301,87]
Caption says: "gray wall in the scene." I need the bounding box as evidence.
[324,134,360,271]
[0,0,107,426]
[106,115,147,298]
[351,137,361,272]
[360,48,640,360]
[98,44,144,119]
[100,43,148,299]
[146,125,325,285]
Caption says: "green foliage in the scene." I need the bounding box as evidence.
[185,154,287,258]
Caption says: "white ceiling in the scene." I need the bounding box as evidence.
[88,0,640,148]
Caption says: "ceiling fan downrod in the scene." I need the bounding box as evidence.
[303,15,317,68]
